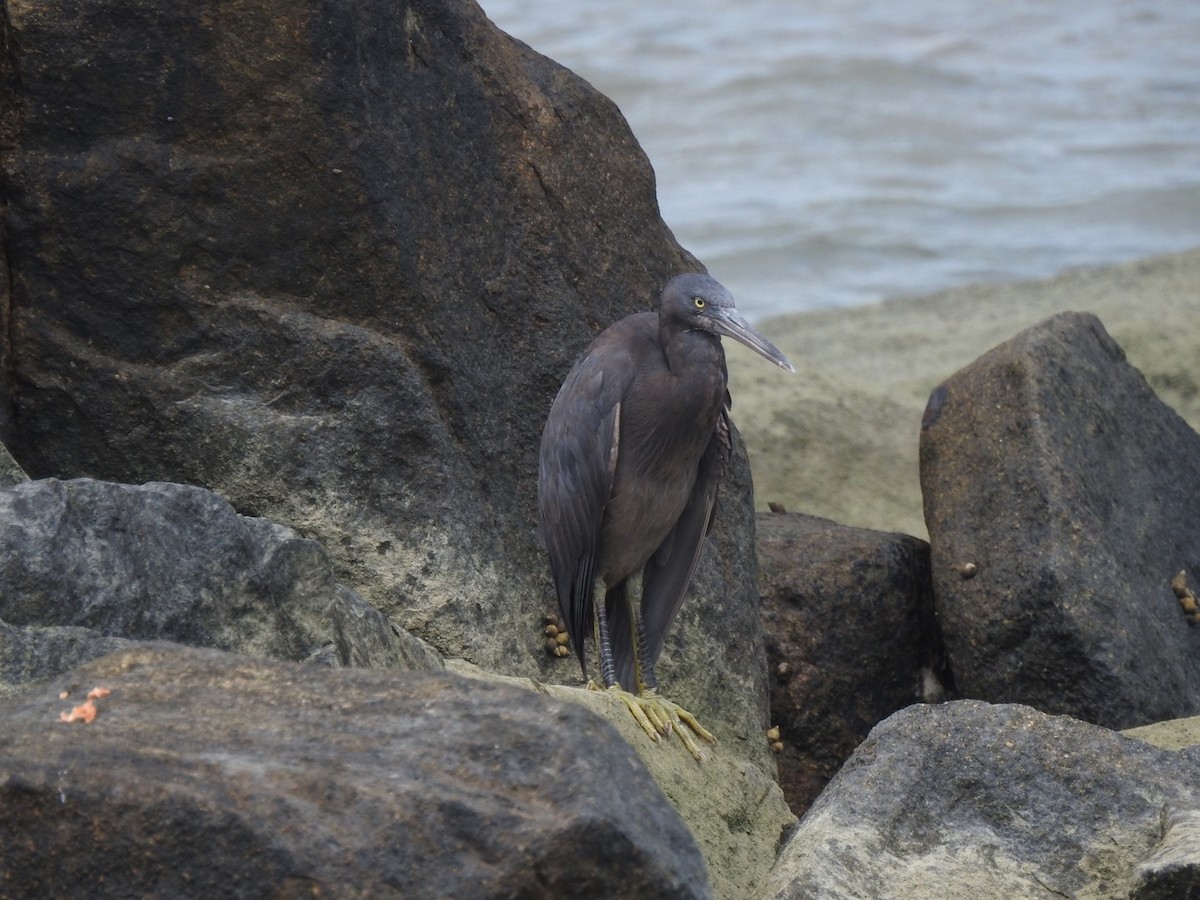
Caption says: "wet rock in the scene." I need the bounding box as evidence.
[757,510,944,815]
[0,644,710,899]
[920,312,1200,728]
[765,700,1200,899]
[0,478,441,695]
[0,0,769,758]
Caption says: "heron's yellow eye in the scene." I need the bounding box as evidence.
[693,297,705,309]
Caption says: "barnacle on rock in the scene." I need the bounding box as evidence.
[1170,570,1200,624]
[542,614,572,657]
[766,725,784,752]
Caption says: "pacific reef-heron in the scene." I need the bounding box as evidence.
[538,273,794,759]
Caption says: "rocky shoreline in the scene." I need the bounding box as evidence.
[731,247,1200,539]
[3,0,1200,897]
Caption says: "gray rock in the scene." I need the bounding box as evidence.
[329,584,445,672]
[0,0,770,755]
[765,700,1200,899]
[0,644,710,899]
[757,510,945,815]
[920,312,1200,728]
[0,478,441,694]
[0,620,136,701]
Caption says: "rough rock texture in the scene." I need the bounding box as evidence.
[0,478,442,694]
[757,511,945,816]
[0,0,775,760]
[920,312,1200,729]
[0,621,136,701]
[448,660,797,900]
[765,701,1200,899]
[1130,806,1200,899]
[0,473,786,898]
[0,644,710,899]
[0,444,26,488]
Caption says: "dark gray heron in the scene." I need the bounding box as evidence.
[538,273,794,759]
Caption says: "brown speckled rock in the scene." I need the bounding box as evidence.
[757,511,945,815]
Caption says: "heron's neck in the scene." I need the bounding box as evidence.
[660,324,723,375]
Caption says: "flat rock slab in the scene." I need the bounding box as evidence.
[765,700,1200,899]
[0,644,710,899]
[756,511,943,815]
[920,311,1200,728]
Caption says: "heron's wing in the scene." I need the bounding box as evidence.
[639,408,732,669]
[537,354,626,676]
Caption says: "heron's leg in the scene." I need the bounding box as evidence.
[623,572,656,694]
[625,574,718,761]
[588,581,662,742]
[592,581,619,690]
[622,575,672,738]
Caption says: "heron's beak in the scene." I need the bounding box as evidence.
[708,309,795,373]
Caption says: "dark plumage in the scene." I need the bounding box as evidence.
[537,273,793,755]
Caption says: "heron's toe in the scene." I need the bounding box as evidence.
[671,707,717,762]
[605,685,661,743]
[636,689,717,762]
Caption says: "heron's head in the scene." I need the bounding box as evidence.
[659,273,795,373]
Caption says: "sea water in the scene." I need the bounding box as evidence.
[481,0,1200,318]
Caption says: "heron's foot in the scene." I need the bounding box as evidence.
[593,685,716,760]
[636,689,717,762]
[602,685,664,744]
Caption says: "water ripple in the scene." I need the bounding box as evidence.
[484,0,1200,317]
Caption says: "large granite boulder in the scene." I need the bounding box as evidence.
[0,0,775,755]
[920,312,1200,728]
[757,510,945,815]
[765,700,1200,899]
[0,644,711,899]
